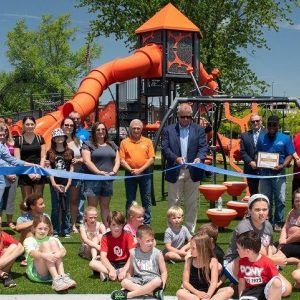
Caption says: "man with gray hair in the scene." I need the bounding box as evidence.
[119,119,155,224]
[162,103,208,233]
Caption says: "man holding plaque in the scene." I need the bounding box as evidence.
[257,115,294,232]
[240,114,266,195]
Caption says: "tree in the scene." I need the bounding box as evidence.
[77,0,300,95]
[0,14,101,115]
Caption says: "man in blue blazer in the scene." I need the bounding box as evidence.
[161,103,208,233]
[240,114,266,195]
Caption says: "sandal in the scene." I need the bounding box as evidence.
[8,223,16,230]
[0,271,9,280]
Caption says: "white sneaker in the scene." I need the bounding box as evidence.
[52,275,69,291]
[99,271,108,282]
[62,273,76,289]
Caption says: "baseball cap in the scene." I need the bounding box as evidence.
[52,128,67,139]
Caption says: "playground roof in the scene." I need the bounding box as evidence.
[135,3,202,37]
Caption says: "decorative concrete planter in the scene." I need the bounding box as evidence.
[223,181,247,197]
[206,208,238,228]
[198,184,227,202]
[226,201,248,218]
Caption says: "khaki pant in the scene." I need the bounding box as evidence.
[167,168,199,233]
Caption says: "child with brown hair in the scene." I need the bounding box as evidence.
[46,128,74,237]
[16,193,48,243]
[111,225,167,300]
[197,222,224,265]
[23,215,76,292]
[237,230,287,300]
[79,206,106,260]
[176,234,234,300]
[89,211,135,281]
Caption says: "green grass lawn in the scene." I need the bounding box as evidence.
[0,164,299,298]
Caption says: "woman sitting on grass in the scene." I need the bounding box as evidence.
[23,215,76,292]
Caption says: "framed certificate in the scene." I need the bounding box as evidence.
[257,152,279,169]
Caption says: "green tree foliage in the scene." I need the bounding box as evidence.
[78,0,300,95]
[0,14,101,115]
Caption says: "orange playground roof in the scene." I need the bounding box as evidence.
[135,3,202,37]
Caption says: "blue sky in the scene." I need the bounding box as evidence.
[0,0,299,100]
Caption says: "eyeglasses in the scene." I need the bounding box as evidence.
[267,122,278,127]
[251,120,261,124]
[64,124,74,127]
[180,116,192,119]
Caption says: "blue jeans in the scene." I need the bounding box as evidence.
[124,169,152,224]
[50,186,71,235]
[259,170,286,225]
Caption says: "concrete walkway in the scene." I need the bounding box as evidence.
[0,295,177,300]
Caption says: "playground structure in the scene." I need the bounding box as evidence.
[9,3,300,196]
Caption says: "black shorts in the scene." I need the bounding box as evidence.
[280,243,300,258]
[240,285,267,300]
[18,175,47,186]
[111,261,126,270]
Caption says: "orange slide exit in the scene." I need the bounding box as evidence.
[13,44,163,145]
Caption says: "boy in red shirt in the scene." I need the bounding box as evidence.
[0,229,24,287]
[237,230,286,300]
[89,211,134,281]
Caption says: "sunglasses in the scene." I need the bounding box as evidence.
[180,116,192,119]
[96,128,106,131]
[251,120,261,124]
[267,122,278,127]
[64,124,74,127]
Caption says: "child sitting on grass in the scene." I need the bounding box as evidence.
[163,206,192,263]
[23,215,76,292]
[111,224,167,300]
[237,230,286,300]
[16,193,48,243]
[124,202,145,243]
[79,206,106,260]
[89,211,134,282]
[0,228,24,288]
[176,234,234,300]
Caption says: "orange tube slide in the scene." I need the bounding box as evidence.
[31,44,162,145]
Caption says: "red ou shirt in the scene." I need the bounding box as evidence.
[100,230,134,262]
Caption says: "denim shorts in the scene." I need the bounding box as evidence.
[83,180,113,197]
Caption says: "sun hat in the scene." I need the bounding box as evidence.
[248,193,269,207]
[52,128,67,139]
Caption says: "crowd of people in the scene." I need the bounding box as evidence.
[0,105,299,299]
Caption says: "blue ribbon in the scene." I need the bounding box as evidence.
[0,164,298,181]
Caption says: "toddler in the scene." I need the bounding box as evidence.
[163,206,192,262]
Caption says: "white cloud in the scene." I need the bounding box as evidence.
[0,13,41,20]
[279,22,300,30]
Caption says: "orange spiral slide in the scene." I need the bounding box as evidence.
[11,44,163,145]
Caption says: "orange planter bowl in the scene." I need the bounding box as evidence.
[198,184,227,202]
[226,201,248,218]
[223,181,247,197]
[206,208,238,228]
